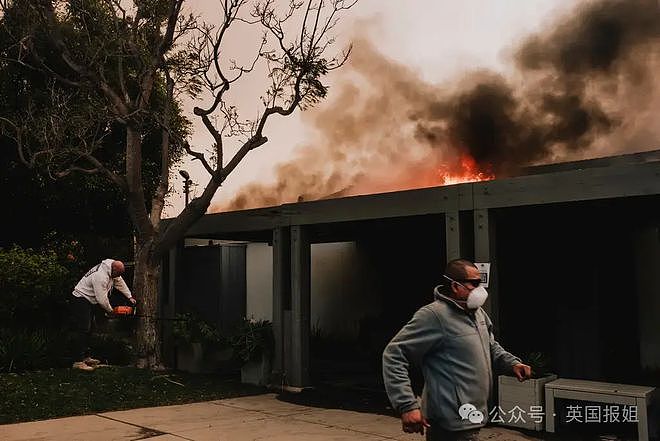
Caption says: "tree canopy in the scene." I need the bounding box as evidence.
[0,0,190,258]
[0,0,357,367]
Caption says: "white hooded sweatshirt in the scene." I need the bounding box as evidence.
[72,259,133,313]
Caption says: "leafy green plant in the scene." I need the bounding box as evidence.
[228,318,273,364]
[172,313,226,350]
[525,351,552,378]
[0,329,51,372]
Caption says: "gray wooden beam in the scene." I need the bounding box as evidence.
[522,149,660,176]
[289,183,473,226]
[445,185,469,261]
[472,162,660,209]
[184,208,286,236]
[474,209,499,333]
[178,159,660,237]
[181,183,474,236]
[445,211,462,261]
[162,242,181,368]
[272,227,290,380]
[474,209,491,262]
[167,245,178,313]
[290,225,311,387]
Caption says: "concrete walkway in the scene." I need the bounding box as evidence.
[0,393,545,441]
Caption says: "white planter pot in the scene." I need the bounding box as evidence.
[176,342,205,373]
[498,374,558,431]
[176,343,233,374]
[241,354,271,386]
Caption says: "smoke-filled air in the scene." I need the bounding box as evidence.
[218,0,660,212]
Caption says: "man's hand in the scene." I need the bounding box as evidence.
[129,297,136,305]
[512,363,532,381]
[401,409,430,435]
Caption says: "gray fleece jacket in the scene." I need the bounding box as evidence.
[382,286,521,431]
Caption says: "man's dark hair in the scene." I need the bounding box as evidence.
[444,258,477,281]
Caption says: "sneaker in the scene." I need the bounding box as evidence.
[83,357,101,366]
[72,361,95,371]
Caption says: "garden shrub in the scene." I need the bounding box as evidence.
[0,329,70,372]
[0,246,70,330]
[0,246,73,371]
[172,312,226,349]
[228,318,273,364]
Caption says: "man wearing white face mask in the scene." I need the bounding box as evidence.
[382,259,532,441]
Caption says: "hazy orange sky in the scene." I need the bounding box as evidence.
[163,0,585,217]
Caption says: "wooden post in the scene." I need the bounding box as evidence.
[162,242,181,368]
[445,210,462,261]
[474,208,499,333]
[545,386,556,433]
[290,225,311,387]
[272,227,290,380]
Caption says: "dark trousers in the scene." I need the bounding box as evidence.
[69,296,93,360]
[426,427,480,441]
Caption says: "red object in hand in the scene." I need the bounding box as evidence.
[113,306,134,315]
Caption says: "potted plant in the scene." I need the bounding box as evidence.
[172,313,230,373]
[497,351,558,431]
[229,317,273,386]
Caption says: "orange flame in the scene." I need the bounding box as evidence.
[218,153,497,212]
[436,154,495,186]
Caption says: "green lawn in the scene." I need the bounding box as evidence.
[0,367,266,424]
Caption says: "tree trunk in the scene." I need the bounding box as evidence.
[133,240,163,369]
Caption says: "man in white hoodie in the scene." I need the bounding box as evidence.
[70,259,136,371]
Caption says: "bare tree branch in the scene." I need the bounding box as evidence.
[183,140,215,176]
[81,153,127,190]
[158,0,185,57]
[54,165,99,177]
[307,0,323,59]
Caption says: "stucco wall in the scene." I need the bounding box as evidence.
[310,242,376,338]
[246,242,273,321]
[245,241,376,338]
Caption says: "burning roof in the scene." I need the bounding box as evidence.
[213,0,660,213]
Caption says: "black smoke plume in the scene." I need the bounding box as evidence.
[220,0,660,211]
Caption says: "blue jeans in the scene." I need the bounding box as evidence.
[69,295,93,360]
[426,427,480,441]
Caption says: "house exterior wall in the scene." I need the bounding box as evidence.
[310,242,375,339]
[177,243,246,333]
[636,224,660,370]
[185,202,660,381]
[245,241,374,338]
[246,242,273,322]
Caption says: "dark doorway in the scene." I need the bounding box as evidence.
[179,244,246,334]
[308,214,446,393]
[495,197,659,382]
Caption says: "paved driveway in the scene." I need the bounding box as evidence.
[0,393,555,441]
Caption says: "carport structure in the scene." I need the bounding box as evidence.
[163,150,660,387]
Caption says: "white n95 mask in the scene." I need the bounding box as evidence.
[443,274,489,310]
[465,286,488,309]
